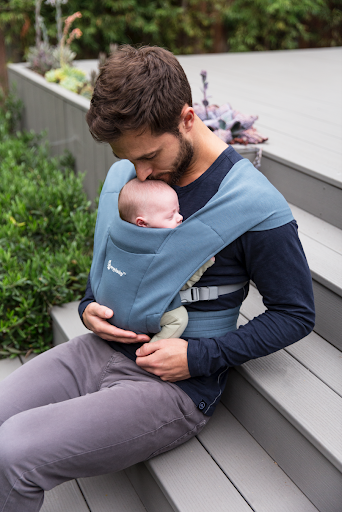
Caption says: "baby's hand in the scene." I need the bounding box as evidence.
[210,256,215,263]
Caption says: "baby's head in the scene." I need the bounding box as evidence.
[118,178,183,229]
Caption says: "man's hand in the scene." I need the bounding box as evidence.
[82,302,150,343]
[135,338,190,382]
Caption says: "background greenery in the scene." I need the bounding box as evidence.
[1,0,341,60]
[0,94,97,358]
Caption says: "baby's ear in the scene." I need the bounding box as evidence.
[136,217,148,228]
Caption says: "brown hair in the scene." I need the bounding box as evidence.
[86,45,192,143]
[118,178,175,224]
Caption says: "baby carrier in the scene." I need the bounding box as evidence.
[90,158,293,337]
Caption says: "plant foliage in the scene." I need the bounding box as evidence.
[0,94,97,358]
[224,0,342,52]
[2,0,340,60]
[45,64,92,97]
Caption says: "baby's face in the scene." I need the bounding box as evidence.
[144,189,183,229]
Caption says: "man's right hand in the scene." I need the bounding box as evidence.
[82,302,150,344]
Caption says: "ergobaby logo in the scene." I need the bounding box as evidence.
[107,260,126,277]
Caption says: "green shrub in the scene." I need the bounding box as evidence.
[0,96,97,358]
[1,0,341,60]
[224,0,342,52]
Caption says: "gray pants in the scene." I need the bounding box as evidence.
[0,334,208,512]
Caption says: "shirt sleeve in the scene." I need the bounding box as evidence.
[187,220,315,377]
[78,273,94,325]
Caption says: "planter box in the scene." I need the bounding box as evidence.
[7,62,116,201]
[7,61,259,201]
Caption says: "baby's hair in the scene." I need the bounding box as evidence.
[118,178,175,224]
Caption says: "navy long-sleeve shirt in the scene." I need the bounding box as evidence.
[78,146,315,415]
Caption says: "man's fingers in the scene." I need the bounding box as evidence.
[136,341,161,357]
[95,322,150,343]
[83,302,150,343]
[89,303,114,320]
[135,338,190,381]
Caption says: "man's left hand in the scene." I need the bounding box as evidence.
[135,338,190,382]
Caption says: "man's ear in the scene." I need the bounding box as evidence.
[180,105,195,133]
[136,217,148,227]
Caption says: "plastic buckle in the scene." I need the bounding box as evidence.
[180,287,200,303]
[198,286,219,300]
[190,287,200,302]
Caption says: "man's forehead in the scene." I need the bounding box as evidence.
[110,130,173,160]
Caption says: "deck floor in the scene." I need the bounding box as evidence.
[76,47,342,188]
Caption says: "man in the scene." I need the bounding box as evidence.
[0,46,315,512]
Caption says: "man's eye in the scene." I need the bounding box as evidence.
[145,155,156,161]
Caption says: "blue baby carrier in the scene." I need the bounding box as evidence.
[90,158,293,338]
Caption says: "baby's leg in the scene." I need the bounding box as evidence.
[149,306,188,342]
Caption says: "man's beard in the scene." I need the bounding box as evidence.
[148,135,194,186]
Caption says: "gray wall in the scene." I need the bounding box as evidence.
[8,63,116,202]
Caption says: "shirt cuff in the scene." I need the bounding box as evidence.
[78,300,94,328]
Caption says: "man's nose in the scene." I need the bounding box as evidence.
[134,162,152,181]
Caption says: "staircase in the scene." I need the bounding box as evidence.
[47,147,342,512]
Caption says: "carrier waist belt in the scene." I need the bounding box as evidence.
[182,307,241,338]
[180,282,248,303]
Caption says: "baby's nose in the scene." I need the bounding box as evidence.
[178,213,183,223]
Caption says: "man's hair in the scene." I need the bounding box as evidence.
[118,178,175,224]
[86,45,192,143]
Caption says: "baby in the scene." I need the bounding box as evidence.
[118,178,214,342]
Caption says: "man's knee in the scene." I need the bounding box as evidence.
[0,413,44,485]
[0,417,28,484]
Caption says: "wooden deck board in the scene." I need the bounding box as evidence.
[41,481,89,512]
[146,436,253,511]
[286,331,342,398]
[198,403,319,512]
[240,351,342,472]
[240,284,342,396]
[223,369,342,512]
[290,203,342,255]
[78,472,147,512]
[299,232,342,296]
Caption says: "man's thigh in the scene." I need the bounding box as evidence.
[0,350,208,490]
[0,333,116,424]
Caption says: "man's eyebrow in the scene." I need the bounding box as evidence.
[112,149,159,160]
[135,150,159,160]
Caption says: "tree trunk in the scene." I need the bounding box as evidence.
[0,29,8,92]
[212,19,228,53]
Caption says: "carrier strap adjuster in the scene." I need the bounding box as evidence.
[180,281,248,304]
